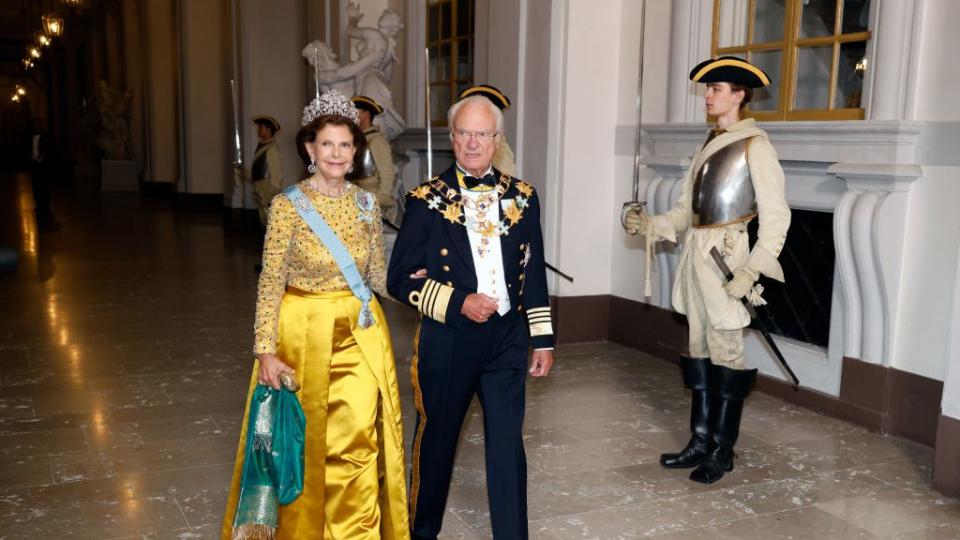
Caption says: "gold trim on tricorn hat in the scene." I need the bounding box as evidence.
[252,115,281,132]
[689,56,771,88]
[351,95,384,116]
[458,84,511,110]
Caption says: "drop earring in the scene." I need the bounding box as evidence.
[308,160,318,174]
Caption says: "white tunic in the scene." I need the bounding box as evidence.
[650,118,791,330]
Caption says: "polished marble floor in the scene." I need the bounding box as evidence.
[0,172,958,539]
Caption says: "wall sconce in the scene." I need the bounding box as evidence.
[23,58,35,69]
[12,94,22,103]
[855,57,868,76]
[15,85,27,97]
[35,32,52,47]
[42,13,65,37]
[28,46,42,60]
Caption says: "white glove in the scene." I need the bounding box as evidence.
[725,267,759,299]
[622,206,650,236]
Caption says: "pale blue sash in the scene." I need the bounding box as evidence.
[284,185,375,328]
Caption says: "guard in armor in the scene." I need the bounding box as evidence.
[351,95,400,224]
[458,84,517,177]
[251,115,284,226]
[388,94,554,539]
[622,57,791,484]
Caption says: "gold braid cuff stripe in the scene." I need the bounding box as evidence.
[418,279,453,324]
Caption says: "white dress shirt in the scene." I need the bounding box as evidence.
[458,165,511,316]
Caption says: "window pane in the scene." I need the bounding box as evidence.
[430,83,451,124]
[457,0,471,36]
[428,4,441,42]
[440,2,451,39]
[456,39,472,80]
[835,41,867,108]
[429,44,451,81]
[749,50,781,111]
[717,0,750,48]
[800,0,837,38]
[794,45,833,110]
[842,0,870,34]
[753,0,785,43]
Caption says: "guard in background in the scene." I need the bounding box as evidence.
[251,115,284,226]
[457,84,517,177]
[351,95,399,224]
[622,57,791,484]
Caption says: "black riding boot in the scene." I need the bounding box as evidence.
[660,357,713,469]
[689,365,756,484]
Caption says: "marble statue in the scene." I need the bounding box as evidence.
[302,2,405,140]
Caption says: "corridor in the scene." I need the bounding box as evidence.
[0,175,956,539]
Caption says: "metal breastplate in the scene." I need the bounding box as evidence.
[251,146,269,181]
[358,147,377,178]
[691,138,756,227]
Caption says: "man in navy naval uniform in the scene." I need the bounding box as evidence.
[388,94,555,540]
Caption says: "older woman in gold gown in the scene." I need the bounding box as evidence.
[222,91,408,539]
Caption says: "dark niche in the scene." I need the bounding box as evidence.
[748,208,835,348]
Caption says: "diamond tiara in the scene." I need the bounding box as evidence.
[302,89,360,126]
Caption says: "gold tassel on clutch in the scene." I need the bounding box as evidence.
[232,523,276,540]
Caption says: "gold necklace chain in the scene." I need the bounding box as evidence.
[306,178,347,198]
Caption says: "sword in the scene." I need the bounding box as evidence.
[230,79,242,168]
[709,246,799,387]
[229,78,246,210]
[620,0,651,296]
[424,47,433,180]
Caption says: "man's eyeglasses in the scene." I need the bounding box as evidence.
[451,129,499,142]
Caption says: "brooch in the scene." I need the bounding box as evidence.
[356,191,375,223]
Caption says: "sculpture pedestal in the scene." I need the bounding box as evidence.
[101,159,140,192]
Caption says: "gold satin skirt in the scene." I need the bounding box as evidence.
[222,290,410,540]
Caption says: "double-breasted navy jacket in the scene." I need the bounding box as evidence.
[387,164,554,350]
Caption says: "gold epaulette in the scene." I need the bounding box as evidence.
[526,306,553,337]
[408,278,454,324]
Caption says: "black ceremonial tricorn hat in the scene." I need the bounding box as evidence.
[458,84,511,110]
[689,56,771,88]
[351,95,384,116]
[252,115,281,132]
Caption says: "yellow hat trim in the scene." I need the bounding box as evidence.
[351,96,383,113]
[693,59,770,86]
[252,115,281,130]
[461,86,510,109]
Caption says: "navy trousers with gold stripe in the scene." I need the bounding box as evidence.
[410,310,529,540]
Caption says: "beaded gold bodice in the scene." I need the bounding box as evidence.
[254,181,386,354]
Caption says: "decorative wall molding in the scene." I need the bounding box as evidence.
[643,121,925,164]
[828,163,923,366]
[666,0,712,123]
[868,0,923,120]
